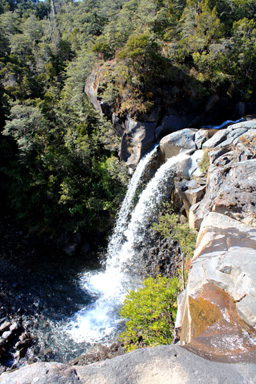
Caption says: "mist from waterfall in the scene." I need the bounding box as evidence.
[66,150,188,344]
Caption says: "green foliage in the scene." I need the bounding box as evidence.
[119,275,180,351]
[151,213,197,259]
[1,0,256,237]
[199,149,210,173]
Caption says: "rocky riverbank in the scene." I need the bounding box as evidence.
[0,217,106,373]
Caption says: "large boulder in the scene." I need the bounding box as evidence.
[120,119,156,169]
[159,129,197,161]
[177,212,256,362]
[1,345,256,384]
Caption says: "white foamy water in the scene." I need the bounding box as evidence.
[66,151,187,344]
[106,145,158,258]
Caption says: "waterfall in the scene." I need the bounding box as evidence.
[106,145,158,259]
[66,151,188,344]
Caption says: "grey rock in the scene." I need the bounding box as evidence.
[194,130,210,149]
[1,331,12,340]
[174,179,205,217]
[178,213,256,361]
[0,321,11,334]
[120,120,156,168]
[160,129,197,161]
[236,295,256,327]
[84,71,102,114]
[209,148,229,164]
[189,159,256,229]
[202,129,228,149]
[227,119,256,130]
[0,346,255,384]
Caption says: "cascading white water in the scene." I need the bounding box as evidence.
[65,146,157,342]
[106,146,158,259]
[116,152,189,266]
[66,151,188,344]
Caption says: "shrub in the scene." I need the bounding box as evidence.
[199,149,210,173]
[119,275,180,352]
[151,213,197,259]
[151,212,198,287]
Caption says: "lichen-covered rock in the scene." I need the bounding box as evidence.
[177,212,256,362]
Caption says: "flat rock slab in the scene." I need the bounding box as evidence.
[1,345,256,384]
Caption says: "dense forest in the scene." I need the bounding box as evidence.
[0,0,256,239]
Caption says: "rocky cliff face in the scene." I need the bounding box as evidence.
[168,120,256,364]
[85,63,256,170]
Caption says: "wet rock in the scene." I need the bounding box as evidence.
[120,120,156,169]
[63,243,77,257]
[15,334,32,350]
[0,321,11,334]
[14,347,27,360]
[177,212,256,362]
[136,227,182,280]
[2,331,12,341]
[79,242,90,256]
[10,322,21,333]
[69,342,125,367]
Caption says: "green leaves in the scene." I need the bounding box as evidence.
[3,104,49,154]
[119,276,180,351]
[152,213,197,259]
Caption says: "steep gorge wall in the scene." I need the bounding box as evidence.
[1,122,256,383]
[85,63,256,169]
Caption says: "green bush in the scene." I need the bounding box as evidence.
[151,213,197,259]
[119,275,180,352]
[199,149,210,173]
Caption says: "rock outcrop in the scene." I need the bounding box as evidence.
[189,121,256,229]
[176,212,256,362]
[1,345,256,384]
[172,120,256,366]
[85,62,256,170]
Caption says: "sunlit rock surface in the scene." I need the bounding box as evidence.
[1,345,256,384]
[159,129,197,161]
[177,212,256,362]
